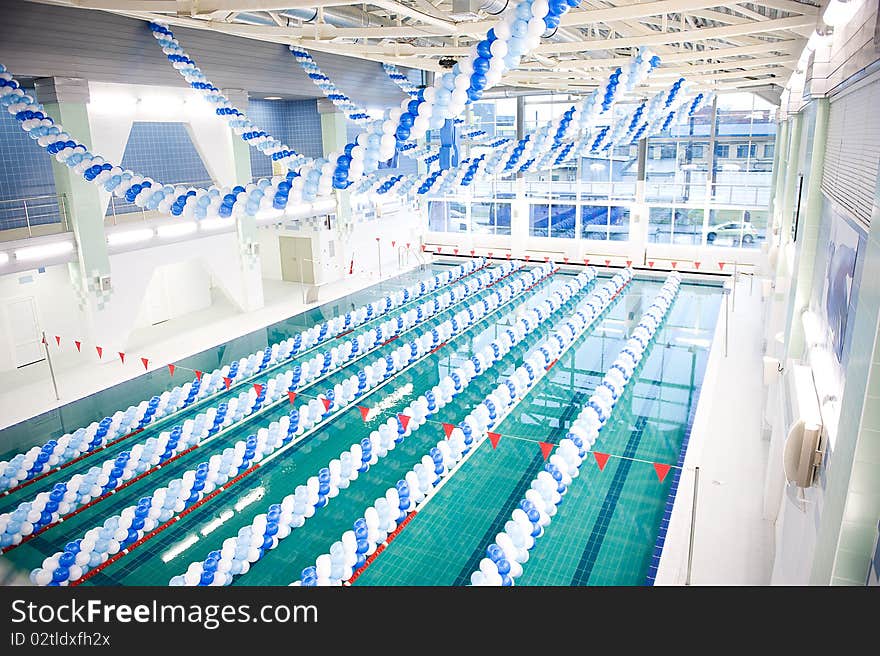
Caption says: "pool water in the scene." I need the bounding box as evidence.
[0,263,720,586]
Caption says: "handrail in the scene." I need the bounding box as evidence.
[0,193,70,240]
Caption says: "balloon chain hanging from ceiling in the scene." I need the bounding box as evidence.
[149,23,311,173]
[358,48,662,198]
[367,83,707,200]
[302,0,588,201]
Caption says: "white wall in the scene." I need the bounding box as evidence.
[86,81,239,217]
[132,259,213,330]
[0,265,85,372]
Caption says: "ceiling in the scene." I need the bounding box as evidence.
[32,0,823,98]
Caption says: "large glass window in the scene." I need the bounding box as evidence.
[529,202,576,239]
[581,205,631,241]
[472,202,511,236]
[648,207,705,245]
[428,200,467,233]
[707,209,765,248]
[712,93,775,206]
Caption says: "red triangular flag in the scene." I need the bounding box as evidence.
[583,258,590,265]
[671,261,678,268]
[604,259,611,266]
[54,335,61,346]
[397,413,410,431]
[524,254,531,262]
[391,240,396,247]
[694,261,701,269]
[375,236,380,242]
[506,253,511,259]
[358,405,370,421]
[287,391,297,404]
[453,248,459,255]
[654,463,671,482]
[563,256,569,263]
[421,244,426,252]
[349,259,354,275]
[168,363,176,377]
[96,346,103,359]
[718,262,725,270]
[488,252,493,257]
[406,243,410,249]
[118,351,125,364]
[253,383,263,396]
[41,335,47,345]
[195,370,203,381]
[320,397,331,411]
[140,357,149,370]
[74,340,81,352]
[487,432,501,449]
[470,249,475,256]
[593,452,610,471]
[544,255,549,262]
[223,376,232,389]
[539,442,553,460]
[648,261,655,268]
[626,260,632,267]
[442,423,455,439]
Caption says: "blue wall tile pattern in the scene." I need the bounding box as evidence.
[248,99,324,179]
[108,121,213,216]
[0,110,61,230]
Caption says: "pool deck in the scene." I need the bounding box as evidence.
[655,272,773,585]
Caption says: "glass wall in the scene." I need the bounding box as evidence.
[645,93,774,250]
[427,92,776,251]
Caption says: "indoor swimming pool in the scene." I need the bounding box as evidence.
[0,260,721,586]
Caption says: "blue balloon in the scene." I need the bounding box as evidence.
[399,112,415,128]
[470,73,487,90]
[511,19,529,39]
[473,57,490,75]
[476,40,493,59]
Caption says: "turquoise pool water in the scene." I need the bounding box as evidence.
[0,263,721,586]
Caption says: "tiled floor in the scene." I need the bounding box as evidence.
[659,274,774,585]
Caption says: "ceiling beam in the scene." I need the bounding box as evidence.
[452,0,817,36]
[534,15,813,54]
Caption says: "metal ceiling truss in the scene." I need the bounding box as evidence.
[33,0,822,96]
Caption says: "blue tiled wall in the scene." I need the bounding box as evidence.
[248,99,324,179]
[0,109,61,230]
[109,121,213,216]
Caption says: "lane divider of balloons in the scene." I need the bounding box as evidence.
[0,259,485,498]
[290,268,633,585]
[170,264,593,585]
[24,263,555,585]
[0,261,514,552]
[469,270,682,586]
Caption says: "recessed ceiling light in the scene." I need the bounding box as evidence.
[264,96,283,100]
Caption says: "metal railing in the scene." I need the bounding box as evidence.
[0,194,71,241]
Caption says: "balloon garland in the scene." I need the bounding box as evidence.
[304,0,587,200]
[0,262,482,547]
[382,62,421,98]
[289,47,376,124]
[25,262,551,586]
[171,260,561,586]
[149,23,310,172]
[290,267,635,586]
[469,271,682,586]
